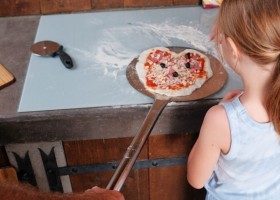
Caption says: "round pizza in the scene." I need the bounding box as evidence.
[135,47,213,97]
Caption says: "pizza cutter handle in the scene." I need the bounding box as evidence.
[53,46,74,69]
[106,98,169,191]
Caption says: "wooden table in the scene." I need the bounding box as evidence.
[0,7,235,199]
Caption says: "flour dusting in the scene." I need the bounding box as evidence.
[88,18,103,25]
[131,22,214,52]
[95,41,138,79]
[71,20,217,79]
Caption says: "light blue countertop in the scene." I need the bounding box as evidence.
[18,6,241,112]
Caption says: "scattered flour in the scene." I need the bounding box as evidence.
[71,20,218,79]
[130,22,214,52]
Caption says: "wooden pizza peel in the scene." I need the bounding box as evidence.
[106,47,227,191]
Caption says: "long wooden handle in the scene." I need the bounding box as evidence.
[106,98,169,191]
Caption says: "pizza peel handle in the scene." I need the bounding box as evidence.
[31,40,73,69]
[106,98,169,191]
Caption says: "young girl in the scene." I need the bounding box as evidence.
[187,0,280,199]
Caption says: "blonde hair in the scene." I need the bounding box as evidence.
[214,0,280,134]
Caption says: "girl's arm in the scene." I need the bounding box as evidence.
[187,104,231,189]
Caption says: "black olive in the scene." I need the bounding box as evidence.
[185,52,191,59]
[172,72,179,77]
[185,62,191,68]
[160,63,166,68]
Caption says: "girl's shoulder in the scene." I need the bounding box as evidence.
[204,104,228,123]
[202,105,231,154]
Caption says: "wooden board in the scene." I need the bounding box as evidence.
[63,138,149,200]
[173,0,199,5]
[40,0,91,14]
[149,134,206,200]
[92,0,124,9]
[124,0,173,7]
[0,64,15,89]
[63,134,206,200]
[0,0,40,17]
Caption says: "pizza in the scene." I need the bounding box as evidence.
[135,47,213,97]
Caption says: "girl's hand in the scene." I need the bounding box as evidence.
[220,89,243,103]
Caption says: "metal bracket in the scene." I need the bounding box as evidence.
[39,147,63,192]
[13,151,37,186]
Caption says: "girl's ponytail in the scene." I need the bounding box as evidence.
[216,0,280,134]
[266,57,280,135]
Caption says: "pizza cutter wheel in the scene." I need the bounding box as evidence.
[107,47,227,191]
[31,40,74,69]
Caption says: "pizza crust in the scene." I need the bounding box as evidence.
[136,47,213,97]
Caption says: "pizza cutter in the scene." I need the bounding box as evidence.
[106,47,228,191]
[31,40,74,69]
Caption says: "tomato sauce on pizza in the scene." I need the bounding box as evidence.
[136,47,213,97]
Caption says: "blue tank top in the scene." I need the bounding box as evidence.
[204,95,280,200]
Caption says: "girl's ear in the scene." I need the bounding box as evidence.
[226,37,239,61]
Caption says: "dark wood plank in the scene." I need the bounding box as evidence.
[148,133,206,200]
[149,133,197,159]
[173,0,200,5]
[92,0,124,9]
[64,137,148,165]
[124,0,173,8]
[40,0,91,14]
[150,165,206,200]
[0,0,202,17]
[0,0,40,17]
[63,138,149,200]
